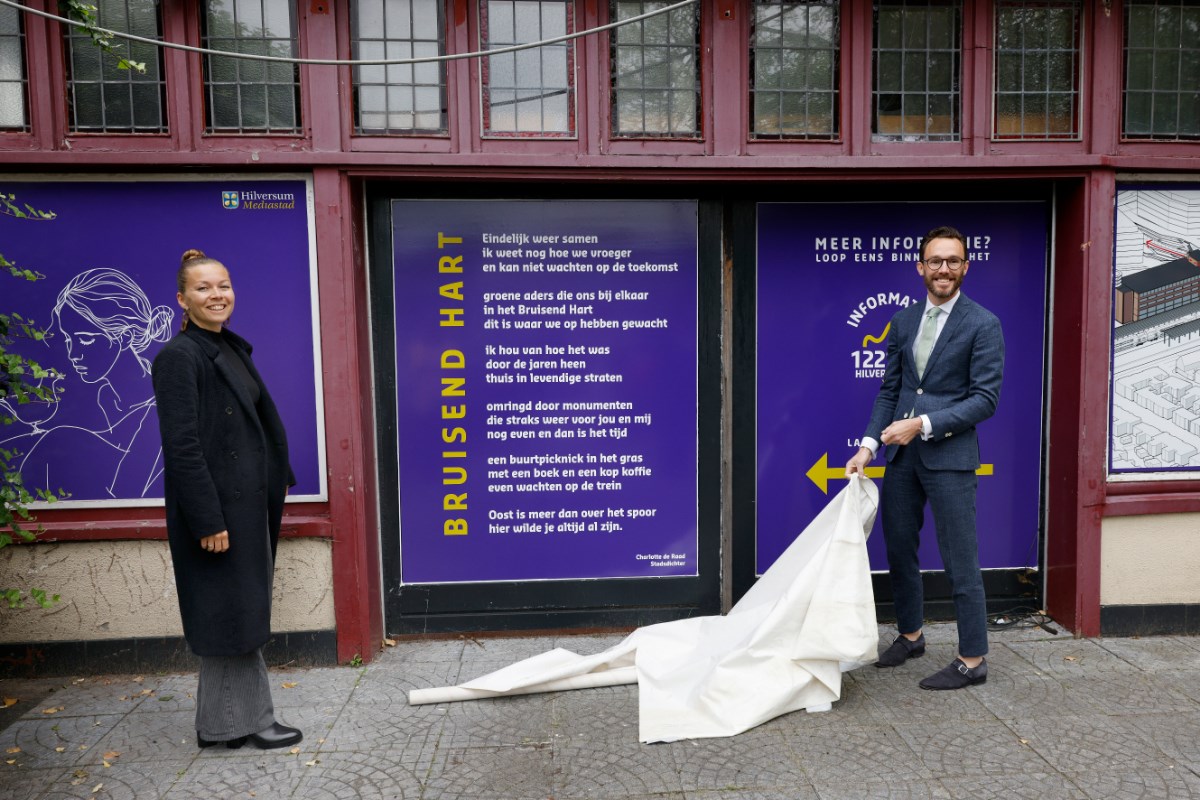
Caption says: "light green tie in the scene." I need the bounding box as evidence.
[915,306,941,379]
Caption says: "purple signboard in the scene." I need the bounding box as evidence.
[393,200,698,584]
[0,177,325,506]
[757,201,1047,575]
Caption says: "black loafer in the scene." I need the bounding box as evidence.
[197,734,247,749]
[247,722,303,749]
[875,634,926,668]
[919,657,987,690]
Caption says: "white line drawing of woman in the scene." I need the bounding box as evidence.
[15,268,174,500]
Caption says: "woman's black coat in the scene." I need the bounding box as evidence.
[152,325,294,657]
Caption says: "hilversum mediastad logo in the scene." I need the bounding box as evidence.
[221,189,297,210]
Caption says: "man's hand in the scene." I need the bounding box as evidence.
[200,531,229,554]
[845,447,873,477]
[880,417,924,446]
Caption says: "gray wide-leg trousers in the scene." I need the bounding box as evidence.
[195,648,275,741]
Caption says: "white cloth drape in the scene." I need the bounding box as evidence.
[410,479,880,743]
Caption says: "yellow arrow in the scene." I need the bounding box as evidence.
[806,453,994,494]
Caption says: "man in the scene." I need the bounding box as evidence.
[845,226,1004,690]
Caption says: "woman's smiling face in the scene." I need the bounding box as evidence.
[58,305,120,384]
[177,262,235,332]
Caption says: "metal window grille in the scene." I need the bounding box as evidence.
[750,0,839,140]
[993,0,1082,140]
[873,0,960,142]
[1123,0,1200,141]
[611,0,699,138]
[203,0,300,134]
[66,0,167,134]
[0,4,28,131]
[353,0,447,134]
[481,0,575,137]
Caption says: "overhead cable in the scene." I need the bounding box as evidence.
[0,0,699,66]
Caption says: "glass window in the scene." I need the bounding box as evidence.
[993,0,1081,140]
[750,0,839,140]
[481,0,574,137]
[873,0,961,142]
[1123,0,1200,140]
[66,0,167,133]
[203,0,300,134]
[611,0,699,138]
[0,4,27,131]
[353,0,446,134]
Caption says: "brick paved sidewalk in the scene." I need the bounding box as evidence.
[2,622,1199,799]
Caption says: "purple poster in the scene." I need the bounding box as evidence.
[393,200,698,584]
[0,177,325,507]
[757,201,1047,575]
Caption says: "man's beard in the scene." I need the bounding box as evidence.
[924,271,962,298]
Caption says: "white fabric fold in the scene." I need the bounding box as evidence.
[408,479,879,743]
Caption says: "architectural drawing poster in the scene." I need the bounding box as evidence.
[757,201,1048,576]
[1112,184,1200,476]
[0,177,325,506]
[392,200,698,584]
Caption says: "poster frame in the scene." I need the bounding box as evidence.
[366,185,723,633]
[0,172,328,507]
[731,184,1054,613]
[1108,179,1200,483]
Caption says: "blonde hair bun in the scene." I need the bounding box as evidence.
[180,248,207,266]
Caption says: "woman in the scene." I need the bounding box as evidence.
[152,249,301,750]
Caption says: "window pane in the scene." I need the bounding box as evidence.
[66,0,166,133]
[995,52,1020,90]
[1023,52,1046,90]
[1153,92,1179,133]
[71,83,104,129]
[515,49,540,87]
[616,90,642,131]
[240,83,267,128]
[753,92,780,133]
[873,0,960,142]
[1179,90,1199,135]
[1022,92,1047,129]
[1155,4,1181,47]
[927,92,953,133]
[903,52,927,92]
[240,53,267,84]
[203,0,298,133]
[1124,0,1200,140]
[756,46,781,89]
[1048,51,1074,91]
[491,53,516,87]
[750,0,840,140]
[1047,92,1073,133]
[1124,92,1153,134]
[611,1,699,138]
[877,7,902,48]
[993,0,1081,140]
[1154,50,1181,86]
[1127,50,1153,89]
[483,0,574,137]
[1046,7,1073,45]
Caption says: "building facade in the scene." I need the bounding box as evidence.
[1,0,1198,673]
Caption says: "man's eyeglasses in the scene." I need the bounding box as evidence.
[923,257,967,272]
